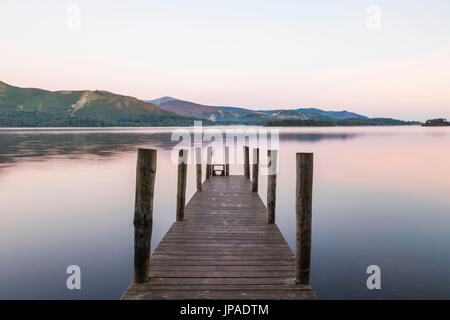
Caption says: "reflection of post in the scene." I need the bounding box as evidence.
[206,146,212,180]
[252,148,259,192]
[225,146,230,176]
[133,148,157,284]
[295,153,313,285]
[176,149,188,222]
[244,146,250,179]
[195,147,202,191]
[266,150,277,224]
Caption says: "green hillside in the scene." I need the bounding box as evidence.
[0,81,195,127]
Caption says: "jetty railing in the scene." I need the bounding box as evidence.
[132,146,314,286]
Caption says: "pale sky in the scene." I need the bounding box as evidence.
[1,0,449,120]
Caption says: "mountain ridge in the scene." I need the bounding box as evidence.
[146,96,368,122]
[0,81,195,127]
[0,81,420,127]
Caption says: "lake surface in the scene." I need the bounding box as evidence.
[0,126,449,299]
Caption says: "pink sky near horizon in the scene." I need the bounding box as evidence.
[1,1,449,121]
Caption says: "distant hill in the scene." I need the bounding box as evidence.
[0,81,420,127]
[146,96,178,105]
[0,81,194,127]
[257,107,367,120]
[155,99,241,122]
[145,98,249,122]
[264,118,422,127]
[148,96,368,123]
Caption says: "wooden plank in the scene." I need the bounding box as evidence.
[161,239,286,243]
[127,284,312,291]
[162,234,285,238]
[155,248,292,253]
[150,260,295,266]
[150,265,295,272]
[149,271,295,278]
[122,290,316,300]
[151,255,295,261]
[153,249,294,255]
[160,240,287,244]
[155,244,293,249]
[122,175,315,300]
[143,277,297,285]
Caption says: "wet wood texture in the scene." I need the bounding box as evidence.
[123,175,315,300]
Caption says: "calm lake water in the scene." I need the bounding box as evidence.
[0,126,449,299]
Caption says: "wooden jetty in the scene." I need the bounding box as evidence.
[121,148,316,300]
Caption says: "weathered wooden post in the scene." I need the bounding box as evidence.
[176,149,188,222]
[225,146,230,176]
[244,146,250,179]
[133,148,157,284]
[206,146,212,180]
[252,148,259,192]
[295,153,313,285]
[266,150,277,224]
[195,147,202,191]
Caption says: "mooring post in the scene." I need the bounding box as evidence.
[244,146,250,179]
[195,147,202,191]
[206,146,212,180]
[295,153,313,285]
[225,146,230,176]
[176,149,188,222]
[252,148,259,192]
[267,150,278,224]
[133,148,157,284]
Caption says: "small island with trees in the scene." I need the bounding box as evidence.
[422,118,450,127]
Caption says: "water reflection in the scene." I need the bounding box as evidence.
[0,126,449,299]
[0,130,174,166]
[0,127,365,167]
